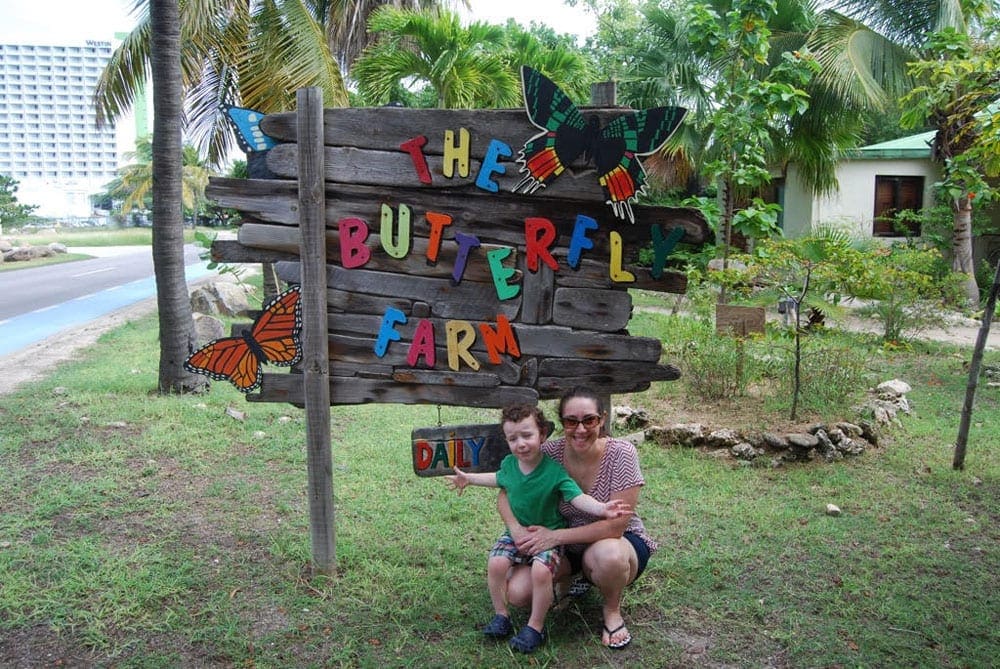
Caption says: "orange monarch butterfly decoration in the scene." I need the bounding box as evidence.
[185,285,303,393]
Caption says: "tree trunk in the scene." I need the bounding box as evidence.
[952,197,980,305]
[151,0,207,394]
[954,258,1000,470]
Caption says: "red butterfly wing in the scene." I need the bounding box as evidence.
[184,337,263,392]
[251,285,303,366]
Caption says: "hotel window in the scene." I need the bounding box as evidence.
[873,175,924,237]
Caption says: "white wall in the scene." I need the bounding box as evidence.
[785,158,940,239]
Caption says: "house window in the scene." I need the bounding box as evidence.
[873,175,924,236]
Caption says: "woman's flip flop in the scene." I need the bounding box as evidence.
[603,622,632,649]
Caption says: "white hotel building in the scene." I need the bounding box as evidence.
[0,39,144,220]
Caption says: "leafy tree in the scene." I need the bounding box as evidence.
[96,1,459,163]
[351,8,519,108]
[0,175,38,228]
[100,137,213,223]
[674,0,819,266]
[899,24,1000,304]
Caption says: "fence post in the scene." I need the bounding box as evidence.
[297,87,335,572]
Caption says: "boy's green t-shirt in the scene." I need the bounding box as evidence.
[496,454,583,530]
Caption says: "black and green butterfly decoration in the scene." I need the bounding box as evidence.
[513,66,686,224]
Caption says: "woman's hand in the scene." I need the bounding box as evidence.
[515,526,560,555]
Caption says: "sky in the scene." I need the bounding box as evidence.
[0,0,597,44]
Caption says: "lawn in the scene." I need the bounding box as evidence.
[0,305,996,667]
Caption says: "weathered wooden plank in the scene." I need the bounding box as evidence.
[538,358,681,381]
[249,373,539,407]
[237,221,516,282]
[325,331,522,384]
[207,178,712,248]
[275,261,521,321]
[330,361,394,378]
[205,178,299,225]
[552,287,632,332]
[211,239,297,264]
[328,288,413,315]
[520,262,554,325]
[266,143,619,202]
[261,106,634,155]
[391,369,501,387]
[511,325,663,361]
[536,375,653,397]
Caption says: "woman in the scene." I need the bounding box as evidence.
[496,386,656,649]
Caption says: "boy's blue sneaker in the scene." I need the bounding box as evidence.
[482,614,513,638]
[509,625,545,653]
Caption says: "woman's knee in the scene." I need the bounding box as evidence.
[584,539,636,584]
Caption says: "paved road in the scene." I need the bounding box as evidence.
[0,245,213,357]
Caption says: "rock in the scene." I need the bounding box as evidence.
[0,239,12,253]
[646,423,705,447]
[876,379,911,398]
[787,433,819,449]
[705,428,741,449]
[612,405,649,431]
[193,313,226,345]
[190,282,252,318]
[836,437,866,456]
[762,432,789,449]
[825,503,842,517]
[836,421,863,439]
[48,242,68,254]
[730,442,758,460]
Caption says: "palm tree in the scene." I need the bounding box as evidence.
[633,0,864,200]
[96,1,462,164]
[103,138,212,221]
[150,0,207,393]
[351,7,520,108]
[808,0,999,301]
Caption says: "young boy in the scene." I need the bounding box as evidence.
[447,404,631,653]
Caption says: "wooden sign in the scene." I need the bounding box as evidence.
[411,420,555,477]
[206,103,709,409]
[715,304,766,337]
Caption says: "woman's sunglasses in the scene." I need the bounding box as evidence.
[560,414,602,429]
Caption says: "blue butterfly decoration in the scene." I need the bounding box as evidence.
[224,105,277,153]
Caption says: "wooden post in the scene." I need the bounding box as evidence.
[590,81,617,107]
[954,258,1000,470]
[297,88,335,571]
[591,82,615,436]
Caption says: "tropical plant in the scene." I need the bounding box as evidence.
[727,231,857,418]
[663,0,820,266]
[0,175,38,228]
[96,1,461,164]
[899,24,1000,304]
[351,8,520,108]
[100,138,213,223]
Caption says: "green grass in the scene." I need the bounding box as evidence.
[0,308,997,667]
[0,252,93,272]
[4,226,217,248]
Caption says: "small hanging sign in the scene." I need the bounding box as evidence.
[411,420,555,477]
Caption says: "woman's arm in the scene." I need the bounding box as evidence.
[515,486,641,555]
